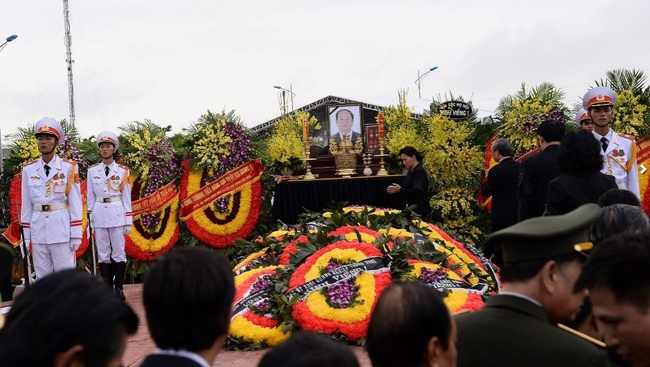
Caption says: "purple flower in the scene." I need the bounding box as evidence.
[327,280,356,308]
[418,268,447,283]
[251,275,272,293]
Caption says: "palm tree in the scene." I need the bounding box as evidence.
[595,68,650,106]
[495,82,566,121]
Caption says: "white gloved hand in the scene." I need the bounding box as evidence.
[123,225,132,235]
[70,238,82,251]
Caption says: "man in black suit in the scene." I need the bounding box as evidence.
[331,108,361,144]
[140,248,235,367]
[518,119,565,221]
[481,138,520,267]
[456,204,609,367]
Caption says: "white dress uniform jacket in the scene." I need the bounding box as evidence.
[593,129,640,198]
[86,162,133,228]
[20,155,83,243]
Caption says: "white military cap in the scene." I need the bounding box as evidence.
[576,108,590,124]
[96,131,119,150]
[583,87,616,109]
[34,118,65,143]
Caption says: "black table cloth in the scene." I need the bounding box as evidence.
[271,175,406,224]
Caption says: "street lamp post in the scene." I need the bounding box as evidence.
[274,85,296,114]
[0,34,18,54]
[414,66,438,99]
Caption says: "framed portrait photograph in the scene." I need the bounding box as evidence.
[327,104,362,146]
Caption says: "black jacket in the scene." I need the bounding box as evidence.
[482,157,520,226]
[546,172,617,215]
[518,145,562,221]
[399,163,431,217]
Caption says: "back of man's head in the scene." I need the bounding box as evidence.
[597,188,641,207]
[258,332,359,367]
[366,282,452,367]
[536,119,566,143]
[143,248,235,352]
[576,231,650,311]
[590,204,649,243]
[0,269,138,367]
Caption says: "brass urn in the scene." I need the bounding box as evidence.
[329,136,363,178]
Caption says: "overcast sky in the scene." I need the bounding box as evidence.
[1,0,649,140]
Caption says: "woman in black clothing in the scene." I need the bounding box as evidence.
[545,130,617,215]
[387,146,431,217]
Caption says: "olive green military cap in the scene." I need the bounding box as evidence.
[490,203,602,262]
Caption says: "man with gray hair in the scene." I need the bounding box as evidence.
[590,203,649,243]
[481,138,520,267]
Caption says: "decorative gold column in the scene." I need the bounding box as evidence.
[302,142,316,180]
[376,138,388,176]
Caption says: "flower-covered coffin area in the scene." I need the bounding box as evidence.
[225,205,498,350]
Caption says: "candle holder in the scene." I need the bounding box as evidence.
[362,152,373,176]
[376,138,389,176]
[302,142,317,180]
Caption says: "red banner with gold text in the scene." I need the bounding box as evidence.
[179,159,264,220]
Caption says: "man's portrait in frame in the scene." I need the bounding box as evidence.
[328,105,362,146]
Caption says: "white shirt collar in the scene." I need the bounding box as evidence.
[498,156,511,163]
[593,129,614,142]
[154,349,210,367]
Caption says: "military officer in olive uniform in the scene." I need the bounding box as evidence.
[585,86,640,198]
[87,131,132,300]
[455,204,609,367]
[20,118,83,280]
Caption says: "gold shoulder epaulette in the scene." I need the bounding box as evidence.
[89,163,100,168]
[63,158,78,165]
[619,133,636,141]
[557,323,607,348]
[22,159,37,167]
[118,164,130,170]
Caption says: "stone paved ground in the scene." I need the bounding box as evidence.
[122,284,372,367]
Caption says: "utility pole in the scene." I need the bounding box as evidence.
[63,0,76,129]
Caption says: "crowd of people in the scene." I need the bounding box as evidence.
[1,85,649,367]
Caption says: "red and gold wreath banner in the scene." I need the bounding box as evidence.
[179,159,264,248]
[3,173,89,259]
[230,266,291,346]
[288,241,392,342]
[125,175,180,261]
[131,181,178,217]
[408,260,485,313]
[419,221,499,286]
[636,138,650,216]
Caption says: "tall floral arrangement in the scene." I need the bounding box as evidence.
[384,91,426,156]
[184,110,253,176]
[497,83,570,156]
[611,89,649,138]
[421,114,485,246]
[120,120,182,262]
[266,111,319,174]
[180,109,263,249]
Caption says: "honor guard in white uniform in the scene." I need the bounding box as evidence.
[87,131,132,300]
[20,118,83,280]
[576,107,594,131]
[584,86,640,198]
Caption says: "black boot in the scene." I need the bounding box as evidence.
[113,262,127,301]
[99,263,113,289]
